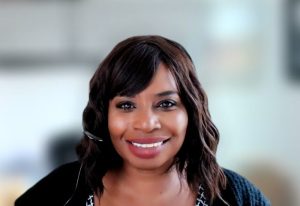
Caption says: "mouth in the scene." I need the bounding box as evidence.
[126,138,170,159]
[126,138,170,148]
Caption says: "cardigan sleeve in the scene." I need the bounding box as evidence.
[223,169,271,206]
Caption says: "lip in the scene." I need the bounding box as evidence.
[126,137,170,159]
[126,137,169,144]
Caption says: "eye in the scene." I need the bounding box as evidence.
[116,101,135,111]
[157,100,177,110]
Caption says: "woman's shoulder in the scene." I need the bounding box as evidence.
[15,161,87,206]
[220,168,271,206]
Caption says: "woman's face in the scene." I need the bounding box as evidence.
[108,63,188,172]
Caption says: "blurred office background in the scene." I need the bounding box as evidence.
[0,0,299,205]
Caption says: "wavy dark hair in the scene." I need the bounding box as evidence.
[77,35,226,203]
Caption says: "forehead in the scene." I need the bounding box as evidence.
[137,63,178,95]
[113,63,179,97]
[112,63,178,99]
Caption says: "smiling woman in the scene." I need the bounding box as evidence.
[15,35,270,206]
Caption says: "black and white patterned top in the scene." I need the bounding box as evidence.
[86,185,208,206]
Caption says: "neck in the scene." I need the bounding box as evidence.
[98,165,196,206]
[103,164,187,197]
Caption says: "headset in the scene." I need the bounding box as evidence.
[83,130,103,142]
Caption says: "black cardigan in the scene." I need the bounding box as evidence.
[15,161,270,206]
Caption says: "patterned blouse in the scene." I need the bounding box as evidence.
[86,185,208,206]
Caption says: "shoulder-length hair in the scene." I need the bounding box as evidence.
[77,35,226,202]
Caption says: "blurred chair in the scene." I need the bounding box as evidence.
[48,131,81,169]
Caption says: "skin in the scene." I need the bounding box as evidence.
[95,63,196,206]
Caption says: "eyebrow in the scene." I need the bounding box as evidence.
[116,90,178,99]
[155,90,178,97]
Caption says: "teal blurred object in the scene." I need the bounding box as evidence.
[286,0,300,81]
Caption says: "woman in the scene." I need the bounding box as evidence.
[15,35,270,206]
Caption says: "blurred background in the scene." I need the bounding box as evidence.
[0,0,299,205]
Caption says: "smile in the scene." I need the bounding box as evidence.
[126,138,170,151]
[126,138,170,159]
[131,141,164,148]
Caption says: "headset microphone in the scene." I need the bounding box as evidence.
[83,131,103,142]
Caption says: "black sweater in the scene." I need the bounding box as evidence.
[15,161,270,206]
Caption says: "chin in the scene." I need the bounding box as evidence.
[125,157,175,172]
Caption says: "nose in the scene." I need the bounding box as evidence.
[133,109,161,132]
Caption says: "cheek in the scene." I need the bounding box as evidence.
[177,112,188,136]
[108,113,128,139]
[165,110,188,137]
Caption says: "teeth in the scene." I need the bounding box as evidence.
[132,141,163,148]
